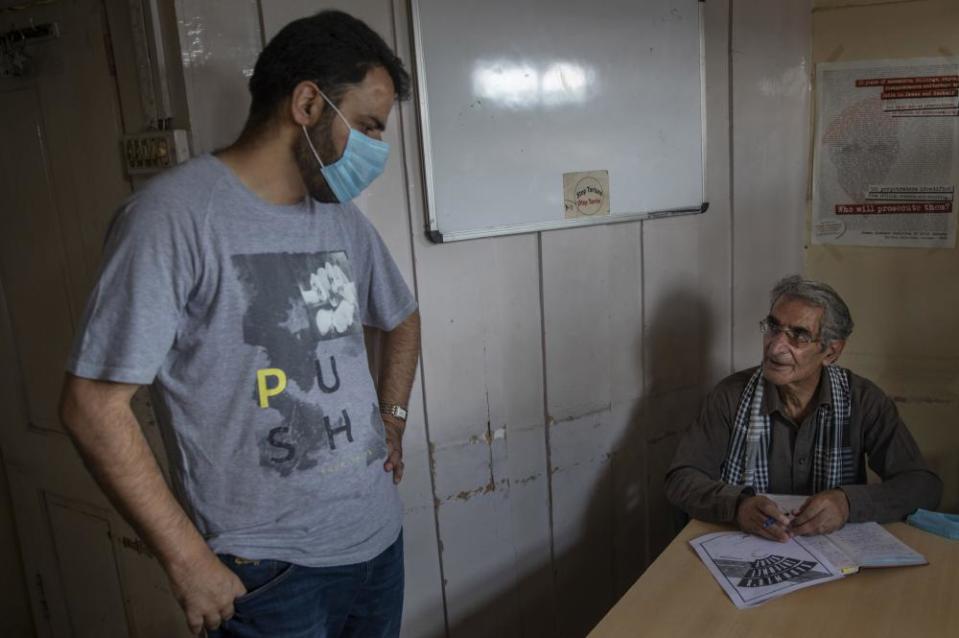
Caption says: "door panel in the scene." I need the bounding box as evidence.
[0,1,190,635]
[0,87,77,433]
[46,495,130,637]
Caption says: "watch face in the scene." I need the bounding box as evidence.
[381,403,407,421]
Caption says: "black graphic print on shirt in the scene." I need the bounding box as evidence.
[231,251,387,477]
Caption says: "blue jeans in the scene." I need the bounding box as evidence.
[208,531,404,638]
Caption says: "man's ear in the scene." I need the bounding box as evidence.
[290,81,323,127]
[823,339,846,365]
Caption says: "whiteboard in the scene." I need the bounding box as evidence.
[411,0,707,243]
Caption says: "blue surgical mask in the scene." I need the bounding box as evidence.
[302,90,390,202]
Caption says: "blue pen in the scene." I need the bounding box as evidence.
[762,516,776,529]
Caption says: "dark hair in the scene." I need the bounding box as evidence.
[246,10,411,130]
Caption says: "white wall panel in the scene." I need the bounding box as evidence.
[415,235,542,445]
[608,426,647,596]
[540,219,645,636]
[642,211,723,564]
[731,0,812,369]
[397,445,445,638]
[549,456,613,638]
[413,228,552,636]
[433,489,516,638]
[701,0,735,386]
[499,424,554,636]
[173,0,261,153]
[542,225,617,422]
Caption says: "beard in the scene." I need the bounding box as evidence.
[294,113,340,203]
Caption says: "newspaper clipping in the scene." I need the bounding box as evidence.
[813,58,959,248]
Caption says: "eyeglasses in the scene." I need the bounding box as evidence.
[758,317,819,347]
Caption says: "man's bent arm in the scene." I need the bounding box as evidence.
[839,386,943,523]
[59,374,244,634]
[375,310,421,483]
[665,467,748,523]
[840,472,941,524]
[378,310,421,408]
[843,401,942,522]
[665,385,748,523]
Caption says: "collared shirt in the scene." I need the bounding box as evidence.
[665,367,942,524]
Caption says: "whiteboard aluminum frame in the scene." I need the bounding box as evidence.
[411,0,709,243]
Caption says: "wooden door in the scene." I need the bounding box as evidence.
[0,0,187,635]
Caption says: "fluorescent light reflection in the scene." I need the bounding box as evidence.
[472,60,594,108]
[472,63,538,107]
[541,63,589,105]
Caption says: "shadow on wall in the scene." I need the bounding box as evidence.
[636,288,716,563]
[434,288,714,638]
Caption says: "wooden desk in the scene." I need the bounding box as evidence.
[589,520,958,637]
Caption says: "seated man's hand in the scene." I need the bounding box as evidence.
[789,489,849,536]
[736,495,792,542]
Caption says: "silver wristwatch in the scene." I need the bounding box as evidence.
[379,402,408,422]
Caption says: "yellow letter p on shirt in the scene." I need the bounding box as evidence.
[257,368,287,408]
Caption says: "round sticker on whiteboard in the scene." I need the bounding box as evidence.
[575,176,607,216]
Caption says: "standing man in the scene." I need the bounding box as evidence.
[665,276,941,541]
[59,11,419,637]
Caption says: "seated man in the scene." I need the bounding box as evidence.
[665,275,942,541]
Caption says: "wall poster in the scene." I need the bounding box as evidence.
[813,57,959,248]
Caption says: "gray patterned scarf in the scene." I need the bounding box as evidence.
[720,365,851,493]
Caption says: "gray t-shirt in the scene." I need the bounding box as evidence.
[67,154,417,566]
